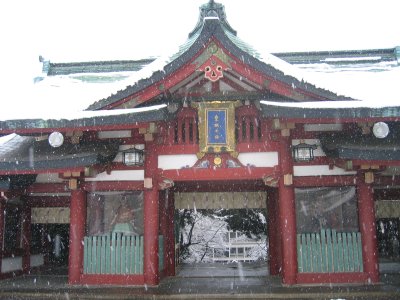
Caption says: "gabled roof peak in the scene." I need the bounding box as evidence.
[189,0,237,38]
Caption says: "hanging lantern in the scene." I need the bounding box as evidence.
[122,147,144,166]
[292,142,317,162]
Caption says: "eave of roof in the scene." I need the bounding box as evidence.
[260,101,400,120]
[0,104,171,133]
[46,59,156,76]
[39,47,399,78]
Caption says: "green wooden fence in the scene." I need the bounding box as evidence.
[297,229,363,273]
[83,233,164,275]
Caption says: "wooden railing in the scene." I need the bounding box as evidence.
[83,233,163,275]
[297,229,363,273]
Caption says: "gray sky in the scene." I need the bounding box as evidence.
[0,0,399,114]
[2,0,399,62]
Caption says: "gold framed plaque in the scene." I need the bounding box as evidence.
[192,101,240,158]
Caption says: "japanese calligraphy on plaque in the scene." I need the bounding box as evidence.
[193,101,240,158]
[207,109,227,144]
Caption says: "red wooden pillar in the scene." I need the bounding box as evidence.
[357,175,379,283]
[267,188,281,275]
[164,189,176,276]
[278,135,297,285]
[0,200,4,272]
[144,144,160,285]
[21,198,31,273]
[68,188,87,284]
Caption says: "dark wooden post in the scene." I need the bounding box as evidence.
[0,200,4,272]
[267,188,282,275]
[164,189,176,276]
[21,197,31,273]
[68,187,87,284]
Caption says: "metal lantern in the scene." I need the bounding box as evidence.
[122,147,144,166]
[292,142,317,162]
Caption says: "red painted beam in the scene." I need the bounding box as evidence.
[0,123,149,135]
[0,167,85,176]
[81,181,144,192]
[27,183,69,194]
[293,175,356,187]
[273,116,400,124]
[161,166,278,182]
[173,179,266,192]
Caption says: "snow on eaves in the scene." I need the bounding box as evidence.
[258,48,400,105]
[257,50,357,99]
[260,100,391,109]
[86,44,184,110]
[0,104,167,122]
[0,133,18,146]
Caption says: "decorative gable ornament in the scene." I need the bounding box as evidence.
[197,55,230,82]
[195,42,232,82]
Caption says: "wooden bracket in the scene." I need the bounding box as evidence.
[144,178,153,189]
[272,119,295,136]
[365,172,374,184]
[284,174,293,186]
[263,175,279,187]
[68,178,79,190]
[66,130,83,144]
[357,122,374,135]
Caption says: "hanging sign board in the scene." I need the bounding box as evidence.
[193,101,240,158]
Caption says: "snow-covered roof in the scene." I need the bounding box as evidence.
[260,100,400,120]
[0,104,171,132]
[0,1,399,123]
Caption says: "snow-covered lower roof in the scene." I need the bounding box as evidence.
[260,100,400,120]
[0,104,171,132]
